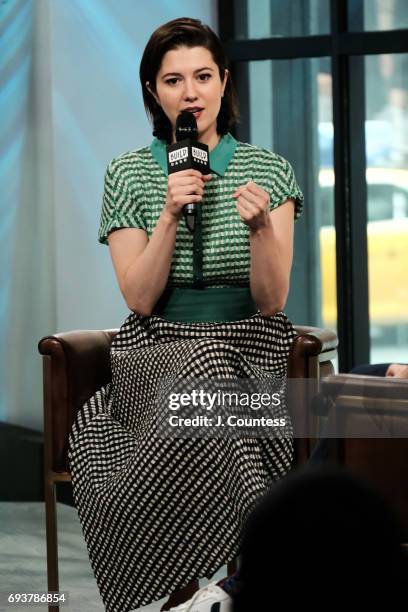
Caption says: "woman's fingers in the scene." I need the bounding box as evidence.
[233,180,267,200]
[165,170,211,220]
[174,184,204,197]
[232,181,271,230]
[171,176,205,187]
[236,199,258,219]
[170,169,212,182]
[236,190,258,208]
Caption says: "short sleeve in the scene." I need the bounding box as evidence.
[269,158,304,220]
[98,157,147,245]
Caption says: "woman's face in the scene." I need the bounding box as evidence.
[149,45,228,147]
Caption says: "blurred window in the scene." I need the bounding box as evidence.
[349,0,408,32]
[225,0,408,370]
[235,58,335,331]
[365,53,408,363]
[234,0,330,38]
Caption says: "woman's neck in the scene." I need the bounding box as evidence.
[201,129,221,151]
[171,128,221,151]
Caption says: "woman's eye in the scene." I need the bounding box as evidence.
[165,74,211,85]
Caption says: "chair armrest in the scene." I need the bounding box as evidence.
[321,373,408,401]
[38,329,119,472]
[287,326,338,465]
[319,374,408,537]
[292,325,338,356]
[289,325,338,378]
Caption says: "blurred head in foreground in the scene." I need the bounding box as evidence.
[234,465,407,610]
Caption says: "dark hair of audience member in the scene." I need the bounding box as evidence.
[234,465,407,610]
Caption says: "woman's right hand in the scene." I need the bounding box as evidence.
[163,169,212,222]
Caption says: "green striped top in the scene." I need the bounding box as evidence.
[98,133,304,289]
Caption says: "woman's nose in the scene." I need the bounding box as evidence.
[183,79,198,101]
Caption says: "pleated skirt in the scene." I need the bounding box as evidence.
[67,310,296,611]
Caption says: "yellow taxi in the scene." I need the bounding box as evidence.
[319,167,408,328]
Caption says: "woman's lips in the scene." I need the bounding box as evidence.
[184,108,203,119]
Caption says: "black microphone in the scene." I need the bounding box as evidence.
[166,110,210,233]
[176,111,198,219]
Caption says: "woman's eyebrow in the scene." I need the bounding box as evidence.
[161,67,214,78]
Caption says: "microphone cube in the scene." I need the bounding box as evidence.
[167,139,210,175]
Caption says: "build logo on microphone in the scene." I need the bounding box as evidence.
[192,147,208,165]
[168,147,188,166]
[166,141,210,175]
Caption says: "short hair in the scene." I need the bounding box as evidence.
[139,17,239,143]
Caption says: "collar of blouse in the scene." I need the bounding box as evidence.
[150,132,238,177]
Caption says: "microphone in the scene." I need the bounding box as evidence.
[176,111,198,219]
[166,110,210,233]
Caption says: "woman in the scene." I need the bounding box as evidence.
[68,17,304,612]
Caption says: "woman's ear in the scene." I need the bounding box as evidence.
[146,81,160,105]
[222,69,229,96]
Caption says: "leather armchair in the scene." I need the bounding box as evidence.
[319,373,408,540]
[38,324,337,611]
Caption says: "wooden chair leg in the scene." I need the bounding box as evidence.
[160,579,200,611]
[227,558,238,576]
[44,477,59,612]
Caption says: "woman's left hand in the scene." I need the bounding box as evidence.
[232,181,271,231]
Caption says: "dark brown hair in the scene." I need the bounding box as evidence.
[139,17,239,143]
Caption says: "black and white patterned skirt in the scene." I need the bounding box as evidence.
[67,311,296,611]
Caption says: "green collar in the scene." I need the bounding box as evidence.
[150,132,238,177]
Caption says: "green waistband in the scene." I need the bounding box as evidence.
[153,287,259,323]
